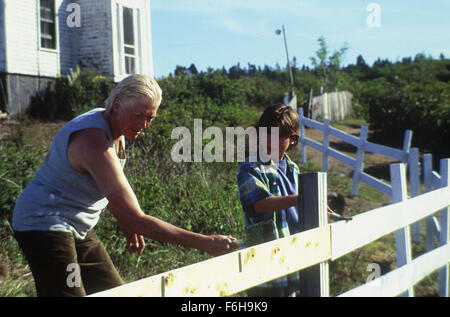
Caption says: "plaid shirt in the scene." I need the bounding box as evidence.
[237,153,300,289]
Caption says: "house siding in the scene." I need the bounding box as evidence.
[0,0,154,115]
[74,0,114,78]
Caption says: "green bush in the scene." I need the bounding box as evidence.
[358,79,450,159]
[28,67,113,120]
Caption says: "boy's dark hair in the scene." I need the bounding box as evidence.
[257,104,300,148]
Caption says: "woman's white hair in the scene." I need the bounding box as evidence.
[104,74,162,112]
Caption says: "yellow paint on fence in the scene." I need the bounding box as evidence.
[89,226,331,297]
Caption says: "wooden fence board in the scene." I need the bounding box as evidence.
[339,243,450,297]
[328,148,357,167]
[331,186,450,260]
[359,172,392,196]
[89,273,164,297]
[328,125,359,147]
[89,226,331,297]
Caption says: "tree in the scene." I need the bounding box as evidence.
[309,36,349,90]
[188,64,199,75]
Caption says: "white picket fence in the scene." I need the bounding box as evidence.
[91,159,450,297]
[298,108,426,242]
[298,108,416,198]
[335,161,449,296]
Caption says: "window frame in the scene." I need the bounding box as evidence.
[39,0,57,51]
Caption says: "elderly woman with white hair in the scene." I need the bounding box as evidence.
[12,74,237,297]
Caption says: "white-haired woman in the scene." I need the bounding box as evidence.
[12,75,237,297]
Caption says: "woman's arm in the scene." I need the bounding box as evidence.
[67,129,236,256]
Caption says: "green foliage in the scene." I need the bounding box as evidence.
[0,128,45,224]
[28,67,114,120]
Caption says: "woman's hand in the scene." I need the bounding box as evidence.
[204,235,239,256]
[120,225,146,256]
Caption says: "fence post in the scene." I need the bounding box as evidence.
[350,125,368,197]
[408,148,421,242]
[438,159,449,297]
[299,107,307,163]
[402,130,413,162]
[390,163,414,297]
[322,119,330,172]
[423,154,441,251]
[298,172,329,297]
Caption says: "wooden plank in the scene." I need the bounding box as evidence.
[240,227,331,296]
[328,147,356,168]
[438,159,449,297]
[299,108,307,163]
[339,243,450,297]
[328,125,360,147]
[303,117,325,131]
[408,148,421,243]
[365,141,405,161]
[360,172,392,197]
[89,273,164,297]
[322,120,330,172]
[331,186,450,260]
[90,227,331,297]
[391,164,413,297]
[299,172,329,297]
[304,137,323,153]
[402,130,413,160]
[423,154,441,251]
[350,126,368,197]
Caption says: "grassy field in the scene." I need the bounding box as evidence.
[0,117,441,297]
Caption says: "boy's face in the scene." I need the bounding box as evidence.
[266,128,293,160]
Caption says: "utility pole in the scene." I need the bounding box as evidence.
[276,25,296,109]
[276,25,294,89]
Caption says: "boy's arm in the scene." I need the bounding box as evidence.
[253,195,298,213]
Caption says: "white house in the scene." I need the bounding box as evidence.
[0,0,154,116]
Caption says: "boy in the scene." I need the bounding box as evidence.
[237,104,301,297]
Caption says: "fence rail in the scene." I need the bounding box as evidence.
[298,108,414,198]
[91,159,450,297]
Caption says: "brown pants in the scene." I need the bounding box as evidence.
[14,230,123,297]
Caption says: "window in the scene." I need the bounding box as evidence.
[123,7,135,74]
[40,0,57,49]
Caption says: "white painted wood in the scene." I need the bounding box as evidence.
[90,226,331,297]
[423,154,441,251]
[328,125,360,147]
[302,117,324,131]
[304,137,323,152]
[391,164,413,296]
[299,108,307,163]
[402,130,413,159]
[322,120,330,172]
[331,186,450,260]
[365,142,405,161]
[328,147,356,167]
[408,148,421,242]
[339,243,450,297]
[350,126,368,197]
[438,159,449,297]
[299,173,329,297]
[359,172,392,196]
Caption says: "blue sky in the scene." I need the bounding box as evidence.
[150,0,450,78]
